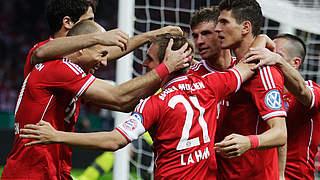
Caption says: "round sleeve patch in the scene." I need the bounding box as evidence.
[265,90,282,110]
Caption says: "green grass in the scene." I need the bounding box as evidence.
[0,166,113,180]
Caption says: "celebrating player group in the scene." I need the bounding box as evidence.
[1,0,319,180]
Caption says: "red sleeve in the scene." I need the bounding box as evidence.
[306,80,320,110]
[133,96,161,131]
[44,59,95,101]
[202,68,242,98]
[24,39,52,78]
[247,66,286,120]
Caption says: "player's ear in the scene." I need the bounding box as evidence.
[62,16,75,30]
[241,21,251,36]
[291,57,302,69]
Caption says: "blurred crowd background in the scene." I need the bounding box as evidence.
[0,0,118,131]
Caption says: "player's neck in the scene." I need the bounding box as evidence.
[53,29,68,38]
[233,35,255,61]
[206,49,232,71]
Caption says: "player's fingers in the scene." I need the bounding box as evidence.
[25,140,43,147]
[38,120,48,126]
[20,128,39,135]
[20,134,40,140]
[178,42,189,53]
[23,124,39,130]
[183,48,192,57]
[166,39,174,51]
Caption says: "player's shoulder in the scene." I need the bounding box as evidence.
[305,80,320,88]
[41,59,86,81]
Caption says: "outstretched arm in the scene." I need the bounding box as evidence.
[31,29,129,65]
[83,39,191,112]
[20,121,128,151]
[107,26,183,61]
[244,48,312,107]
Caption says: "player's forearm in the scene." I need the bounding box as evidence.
[31,34,99,65]
[257,117,287,149]
[277,143,287,179]
[56,130,127,151]
[250,34,275,51]
[233,62,256,82]
[88,70,160,112]
[277,60,312,107]
[114,69,161,110]
[107,31,155,61]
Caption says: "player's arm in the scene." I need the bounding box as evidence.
[244,48,313,107]
[215,117,287,158]
[31,29,129,65]
[107,26,183,62]
[20,120,128,151]
[83,39,191,112]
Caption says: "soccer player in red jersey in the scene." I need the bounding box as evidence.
[2,21,190,179]
[25,0,183,79]
[244,33,320,180]
[214,0,287,179]
[19,33,258,180]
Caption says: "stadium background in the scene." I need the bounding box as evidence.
[0,0,319,179]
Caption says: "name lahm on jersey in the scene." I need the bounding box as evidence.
[180,147,210,166]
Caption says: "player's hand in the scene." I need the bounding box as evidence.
[243,47,285,70]
[97,29,129,51]
[214,133,251,158]
[20,120,58,146]
[163,38,192,73]
[253,34,276,52]
[156,26,183,36]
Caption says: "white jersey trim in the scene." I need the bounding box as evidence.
[41,95,54,121]
[163,76,188,89]
[63,59,84,75]
[306,118,314,163]
[259,66,276,90]
[135,97,151,113]
[228,68,242,92]
[70,75,95,105]
[262,111,287,120]
[306,80,315,109]
[15,73,31,116]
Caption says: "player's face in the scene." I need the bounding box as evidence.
[80,44,109,73]
[78,6,94,22]
[192,22,221,61]
[142,43,160,72]
[273,38,292,64]
[215,10,243,49]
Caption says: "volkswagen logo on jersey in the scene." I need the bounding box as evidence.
[265,90,282,110]
[123,113,143,131]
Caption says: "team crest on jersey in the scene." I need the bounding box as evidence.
[122,113,143,131]
[265,90,282,110]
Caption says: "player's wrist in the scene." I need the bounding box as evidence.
[248,135,260,149]
[155,62,170,80]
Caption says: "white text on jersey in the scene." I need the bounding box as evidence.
[159,82,205,100]
[180,147,210,165]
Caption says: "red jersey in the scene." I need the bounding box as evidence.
[188,57,237,130]
[216,66,287,180]
[117,69,242,180]
[24,38,53,78]
[284,80,320,180]
[2,59,95,180]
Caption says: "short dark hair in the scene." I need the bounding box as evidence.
[46,0,98,33]
[190,6,220,29]
[67,20,101,37]
[219,0,263,37]
[274,33,306,63]
[152,33,194,76]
